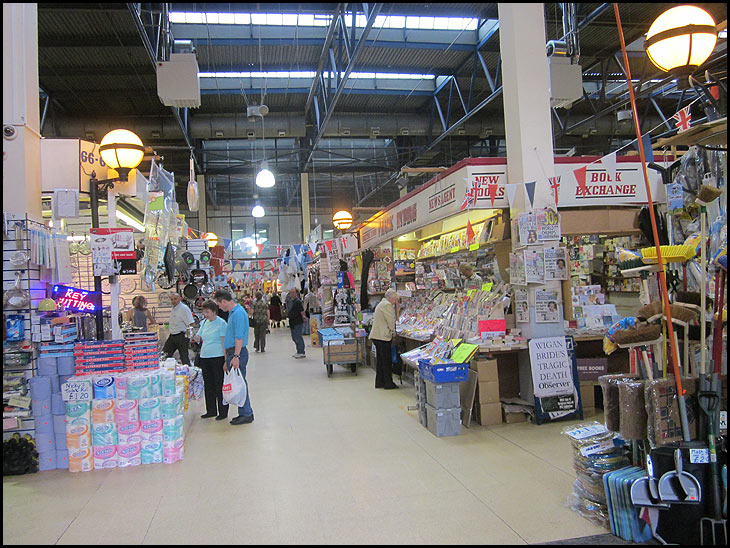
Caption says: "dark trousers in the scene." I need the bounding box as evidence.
[253,323,267,351]
[373,339,395,388]
[199,355,229,417]
[163,332,190,365]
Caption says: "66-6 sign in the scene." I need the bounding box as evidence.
[80,149,106,167]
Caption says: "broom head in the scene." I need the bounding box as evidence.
[612,324,663,345]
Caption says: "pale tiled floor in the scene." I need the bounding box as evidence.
[3,329,608,545]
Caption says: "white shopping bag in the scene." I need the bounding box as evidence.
[222,368,247,408]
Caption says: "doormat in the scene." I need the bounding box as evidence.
[533,533,660,545]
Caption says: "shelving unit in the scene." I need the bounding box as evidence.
[3,215,46,440]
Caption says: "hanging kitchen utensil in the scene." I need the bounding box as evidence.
[200,282,215,297]
[9,251,28,267]
[183,282,199,300]
[69,234,79,255]
[156,271,176,290]
[182,251,195,267]
[187,155,199,212]
[199,250,211,264]
[3,272,31,309]
[195,296,206,309]
[78,234,91,255]
[190,262,208,286]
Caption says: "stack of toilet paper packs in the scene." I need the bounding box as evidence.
[61,367,186,472]
[30,350,76,471]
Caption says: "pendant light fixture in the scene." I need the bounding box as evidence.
[255,111,275,188]
[644,6,718,88]
[332,210,353,230]
[252,204,265,218]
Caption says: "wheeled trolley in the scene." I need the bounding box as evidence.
[319,328,364,377]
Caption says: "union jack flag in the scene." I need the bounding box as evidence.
[548,176,561,207]
[461,179,476,211]
[672,106,691,132]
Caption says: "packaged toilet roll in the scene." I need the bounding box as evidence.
[117,421,142,445]
[38,451,57,471]
[91,422,118,446]
[141,438,163,465]
[91,399,116,424]
[114,399,139,424]
[93,445,118,469]
[68,447,94,472]
[117,442,142,467]
[160,394,181,420]
[126,374,150,400]
[138,397,162,421]
[163,438,184,464]
[148,371,162,397]
[163,416,184,442]
[34,415,54,435]
[65,401,91,420]
[66,421,92,450]
[49,374,61,394]
[140,419,163,439]
[161,370,177,396]
[93,376,116,399]
[32,398,52,417]
[37,355,57,376]
[114,374,128,399]
[35,432,56,453]
[29,376,52,400]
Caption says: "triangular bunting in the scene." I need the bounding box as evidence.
[633,134,654,163]
[307,250,314,259]
[276,245,282,256]
[602,151,618,183]
[256,244,265,255]
[524,181,536,209]
[258,260,266,271]
[574,166,588,198]
[466,220,475,245]
[672,105,691,133]
[325,240,333,252]
[460,177,475,211]
[309,241,318,254]
[505,184,520,209]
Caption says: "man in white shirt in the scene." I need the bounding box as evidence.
[162,292,195,365]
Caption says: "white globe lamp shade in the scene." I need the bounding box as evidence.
[252,205,265,218]
[256,167,275,188]
[644,6,717,86]
[332,210,354,230]
[99,129,144,180]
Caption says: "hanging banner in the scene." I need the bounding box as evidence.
[359,157,668,248]
[89,228,136,260]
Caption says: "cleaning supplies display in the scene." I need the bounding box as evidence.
[60,368,185,472]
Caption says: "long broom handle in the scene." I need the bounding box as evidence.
[613,4,689,440]
[700,208,707,377]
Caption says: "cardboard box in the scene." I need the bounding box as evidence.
[580,382,596,409]
[477,381,500,404]
[503,410,527,423]
[478,402,502,426]
[582,407,596,418]
[472,359,499,382]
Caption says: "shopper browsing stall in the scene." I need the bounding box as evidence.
[192,300,229,420]
[162,292,194,365]
[370,288,400,390]
[252,291,269,353]
[214,289,254,425]
[127,296,155,330]
[287,288,307,359]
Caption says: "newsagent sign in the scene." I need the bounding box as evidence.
[359,157,667,248]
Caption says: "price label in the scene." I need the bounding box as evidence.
[481,282,493,292]
[543,208,559,225]
[450,246,460,253]
[8,395,31,409]
[689,448,710,464]
[469,243,479,251]
[61,380,93,402]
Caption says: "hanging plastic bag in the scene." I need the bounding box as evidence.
[222,368,247,408]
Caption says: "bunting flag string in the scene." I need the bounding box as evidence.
[465,219,475,246]
[524,181,536,209]
[548,176,561,207]
[573,166,588,197]
[601,151,618,183]
[672,105,692,132]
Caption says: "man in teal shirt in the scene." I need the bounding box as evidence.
[214,288,254,425]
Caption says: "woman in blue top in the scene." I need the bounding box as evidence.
[191,300,229,420]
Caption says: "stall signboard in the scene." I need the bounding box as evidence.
[529,336,574,398]
[52,284,102,313]
[90,228,136,260]
[359,157,668,248]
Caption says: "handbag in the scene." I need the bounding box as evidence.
[222,368,247,408]
[190,319,204,353]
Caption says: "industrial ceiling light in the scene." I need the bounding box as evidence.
[99,129,145,181]
[255,161,275,188]
[252,204,265,218]
[644,6,718,89]
[332,210,353,230]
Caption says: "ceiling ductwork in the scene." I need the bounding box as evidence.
[45,112,665,141]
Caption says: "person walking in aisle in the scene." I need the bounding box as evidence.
[191,300,229,420]
[370,288,400,389]
[214,288,254,425]
[162,292,194,365]
[269,291,283,328]
[287,288,307,358]
[252,291,270,353]
[127,296,155,330]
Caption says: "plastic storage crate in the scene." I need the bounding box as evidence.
[425,404,462,437]
[424,380,460,409]
[418,360,469,383]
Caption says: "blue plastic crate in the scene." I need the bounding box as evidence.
[418,360,468,383]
